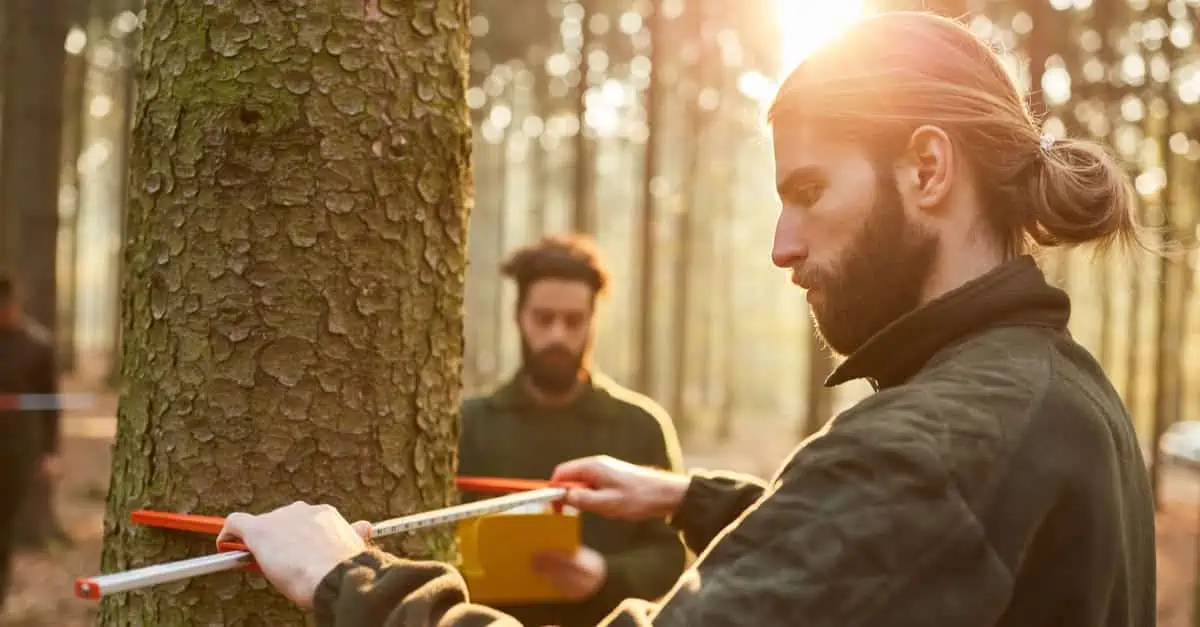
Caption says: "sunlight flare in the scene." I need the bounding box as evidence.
[774,0,869,78]
[741,0,871,108]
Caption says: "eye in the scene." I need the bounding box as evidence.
[533,311,555,327]
[782,181,825,208]
[563,313,585,330]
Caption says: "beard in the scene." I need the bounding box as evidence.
[519,335,587,395]
[806,172,939,356]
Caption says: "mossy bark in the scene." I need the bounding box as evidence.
[98,0,472,624]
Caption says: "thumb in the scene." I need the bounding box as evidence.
[351,520,374,541]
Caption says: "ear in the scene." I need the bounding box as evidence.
[893,125,955,214]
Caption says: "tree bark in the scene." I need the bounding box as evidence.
[98,1,471,623]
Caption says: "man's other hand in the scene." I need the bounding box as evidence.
[551,455,690,522]
[41,454,61,480]
[532,546,607,600]
[218,502,373,608]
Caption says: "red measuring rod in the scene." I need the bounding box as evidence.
[74,476,584,600]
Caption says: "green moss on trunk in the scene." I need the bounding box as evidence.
[98,0,472,624]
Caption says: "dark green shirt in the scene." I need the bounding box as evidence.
[457,371,687,626]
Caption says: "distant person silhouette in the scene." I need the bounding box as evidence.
[0,270,60,611]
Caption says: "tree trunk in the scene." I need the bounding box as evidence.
[1123,248,1142,404]
[713,72,739,443]
[56,0,93,376]
[667,0,707,439]
[571,0,594,234]
[1148,19,1183,510]
[492,94,510,376]
[800,328,836,438]
[98,1,471,623]
[1097,256,1114,369]
[107,33,137,390]
[633,0,661,395]
[1,0,70,553]
[0,0,66,327]
[529,48,549,240]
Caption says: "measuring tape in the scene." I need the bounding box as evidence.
[76,483,574,600]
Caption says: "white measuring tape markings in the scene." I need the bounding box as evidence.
[75,486,568,599]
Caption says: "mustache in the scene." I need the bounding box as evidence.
[789,266,823,289]
[534,345,577,359]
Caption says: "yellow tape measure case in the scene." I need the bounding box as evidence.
[455,504,582,604]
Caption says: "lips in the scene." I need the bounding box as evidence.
[790,270,814,290]
[537,349,574,365]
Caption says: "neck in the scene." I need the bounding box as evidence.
[920,230,1007,307]
[522,374,586,408]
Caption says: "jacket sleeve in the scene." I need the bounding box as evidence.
[642,401,1012,627]
[314,550,658,627]
[311,404,1008,626]
[667,471,766,556]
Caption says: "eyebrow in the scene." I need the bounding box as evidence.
[775,166,824,197]
[531,306,587,316]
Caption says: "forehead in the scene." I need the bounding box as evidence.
[524,279,593,311]
[771,122,872,184]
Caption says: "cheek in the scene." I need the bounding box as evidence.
[806,214,852,270]
[518,318,545,344]
[813,197,873,268]
[567,325,592,352]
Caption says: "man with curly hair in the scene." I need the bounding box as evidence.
[455,234,686,627]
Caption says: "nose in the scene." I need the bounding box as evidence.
[771,209,807,269]
[546,319,571,343]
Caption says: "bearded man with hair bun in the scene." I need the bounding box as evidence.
[217,12,1156,627]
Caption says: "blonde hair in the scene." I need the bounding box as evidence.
[767,11,1147,258]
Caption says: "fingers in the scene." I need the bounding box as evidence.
[551,455,609,484]
[350,520,373,540]
[531,551,574,577]
[218,511,256,547]
[217,501,306,546]
[565,488,624,515]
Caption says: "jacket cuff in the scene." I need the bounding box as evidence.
[312,549,392,625]
[667,476,714,532]
[667,473,765,555]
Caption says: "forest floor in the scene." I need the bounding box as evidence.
[3,382,1198,626]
